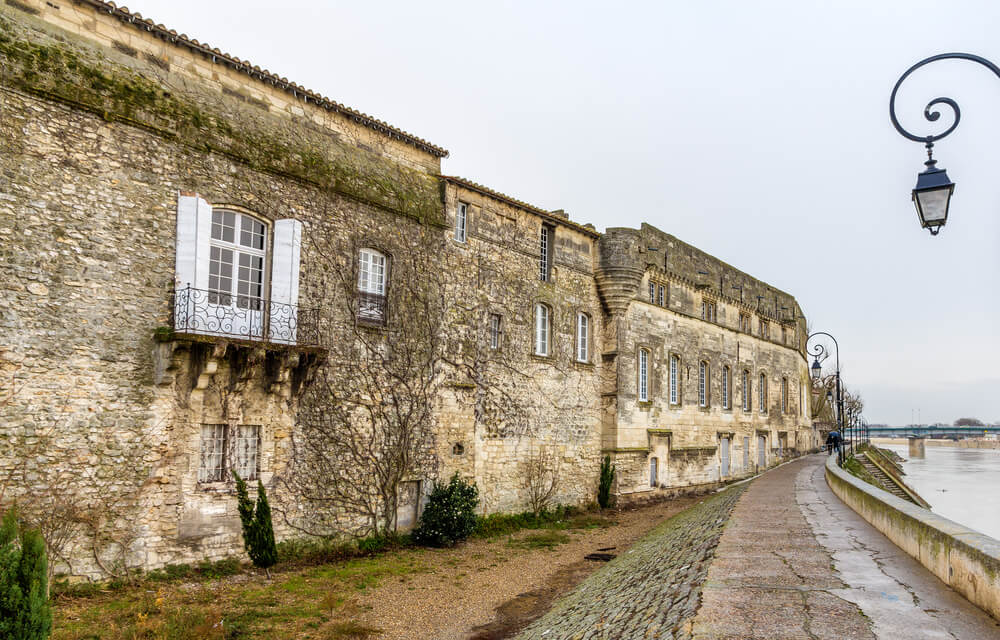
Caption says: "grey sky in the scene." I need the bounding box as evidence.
[132,0,1000,426]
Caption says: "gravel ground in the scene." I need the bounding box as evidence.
[513,485,747,640]
[352,495,706,640]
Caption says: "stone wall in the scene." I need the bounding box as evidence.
[0,0,817,579]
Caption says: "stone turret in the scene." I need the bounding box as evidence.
[595,228,644,317]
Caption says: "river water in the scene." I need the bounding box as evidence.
[881,443,1000,541]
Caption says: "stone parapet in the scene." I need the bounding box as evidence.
[826,455,1000,622]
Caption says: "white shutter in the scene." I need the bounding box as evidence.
[269,219,302,344]
[175,192,212,332]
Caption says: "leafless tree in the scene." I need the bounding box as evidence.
[520,447,561,517]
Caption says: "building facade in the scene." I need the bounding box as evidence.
[0,0,814,579]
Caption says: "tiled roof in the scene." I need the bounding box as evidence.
[441,175,600,238]
[73,0,449,158]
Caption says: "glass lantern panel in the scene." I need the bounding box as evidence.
[916,188,950,224]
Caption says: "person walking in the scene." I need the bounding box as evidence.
[826,429,842,456]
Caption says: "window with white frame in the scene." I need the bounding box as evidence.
[576,312,589,362]
[358,248,387,323]
[699,361,709,407]
[759,373,768,414]
[539,225,553,281]
[489,313,502,350]
[742,369,751,412]
[669,354,680,405]
[722,365,731,410]
[455,202,468,243]
[198,424,260,483]
[534,303,550,356]
[781,377,788,414]
[208,209,267,310]
[638,348,649,402]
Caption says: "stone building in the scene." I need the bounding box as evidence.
[0,0,814,579]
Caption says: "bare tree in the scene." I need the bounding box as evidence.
[520,447,561,517]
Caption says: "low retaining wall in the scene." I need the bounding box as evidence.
[825,455,1000,621]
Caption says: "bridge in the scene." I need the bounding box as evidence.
[868,425,1000,438]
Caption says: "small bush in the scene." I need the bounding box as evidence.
[598,455,615,509]
[412,473,479,547]
[276,538,356,566]
[0,508,52,640]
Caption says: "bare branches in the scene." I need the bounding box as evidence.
[520,447,561,517]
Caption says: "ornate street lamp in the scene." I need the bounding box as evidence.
[808,332,844,458]
[890,53,1000,235]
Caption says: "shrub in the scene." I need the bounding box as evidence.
[0,508,52,640]
[598,455,615,509]
[412,473,479,547]
[233,471,278,577]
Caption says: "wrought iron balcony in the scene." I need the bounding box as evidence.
[172,285,323,348]
[357,291,387,325]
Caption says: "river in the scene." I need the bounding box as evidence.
[880,443,1000,540]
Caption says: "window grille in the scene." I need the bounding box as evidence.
[199,424,260,483]
[577,313,589,362]
[489,313,502,350]
[235,425,260,480]
[539,226,551,281]
[199,424,227,483]
[669,354,679,405]
[456,202,467,243]
[638,349,649,402]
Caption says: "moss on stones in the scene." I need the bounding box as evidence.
[0,14,443,225]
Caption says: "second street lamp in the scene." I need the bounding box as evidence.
[889,52,1000,234]
[808,331,844,461]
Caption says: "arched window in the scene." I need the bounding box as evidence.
[699,361,709,407]
[781,377,788,414]
[358,248,387,323]
[577,312,590,362]
[208,209,267,310]
[722,366,731,410]
[534,303,551,356]
[669,354,680,405]
[742,369,751,412]
[759,373,768,414]
[638,348,650,402]
[649,456,658,487]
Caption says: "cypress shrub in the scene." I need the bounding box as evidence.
[598,455,615,509]
[412,473,479,547]
[233,471,278,577]
[0,508,52,640]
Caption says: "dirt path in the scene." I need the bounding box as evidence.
[355,494,705,640]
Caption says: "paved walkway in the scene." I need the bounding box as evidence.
[512,455,1000,640]
[691,454,1000,639]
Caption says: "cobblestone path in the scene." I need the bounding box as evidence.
[515,484,746,640]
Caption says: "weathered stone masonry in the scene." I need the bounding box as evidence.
[0,0,815,578]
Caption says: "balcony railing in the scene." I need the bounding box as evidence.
[173,285,323,348]
[357,291,387,325]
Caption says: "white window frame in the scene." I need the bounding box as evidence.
[699,361,708,407]
[722,366,731,410]
[198,423,260,483]
[208,209,268,310]
[539,226,551,281]
[638,348,649,402]
[669,354,680,405]
[358,248,387,296]
[576,312,589,362]
[455,202,468,243]
[534,303,550,356]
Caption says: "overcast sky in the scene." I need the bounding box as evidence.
[132,0,1000,426]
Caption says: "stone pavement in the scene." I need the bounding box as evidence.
[515,483,747,640]
[512,455,1000,640]
[691,454,1000,639]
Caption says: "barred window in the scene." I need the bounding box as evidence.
[198,424,261,483]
